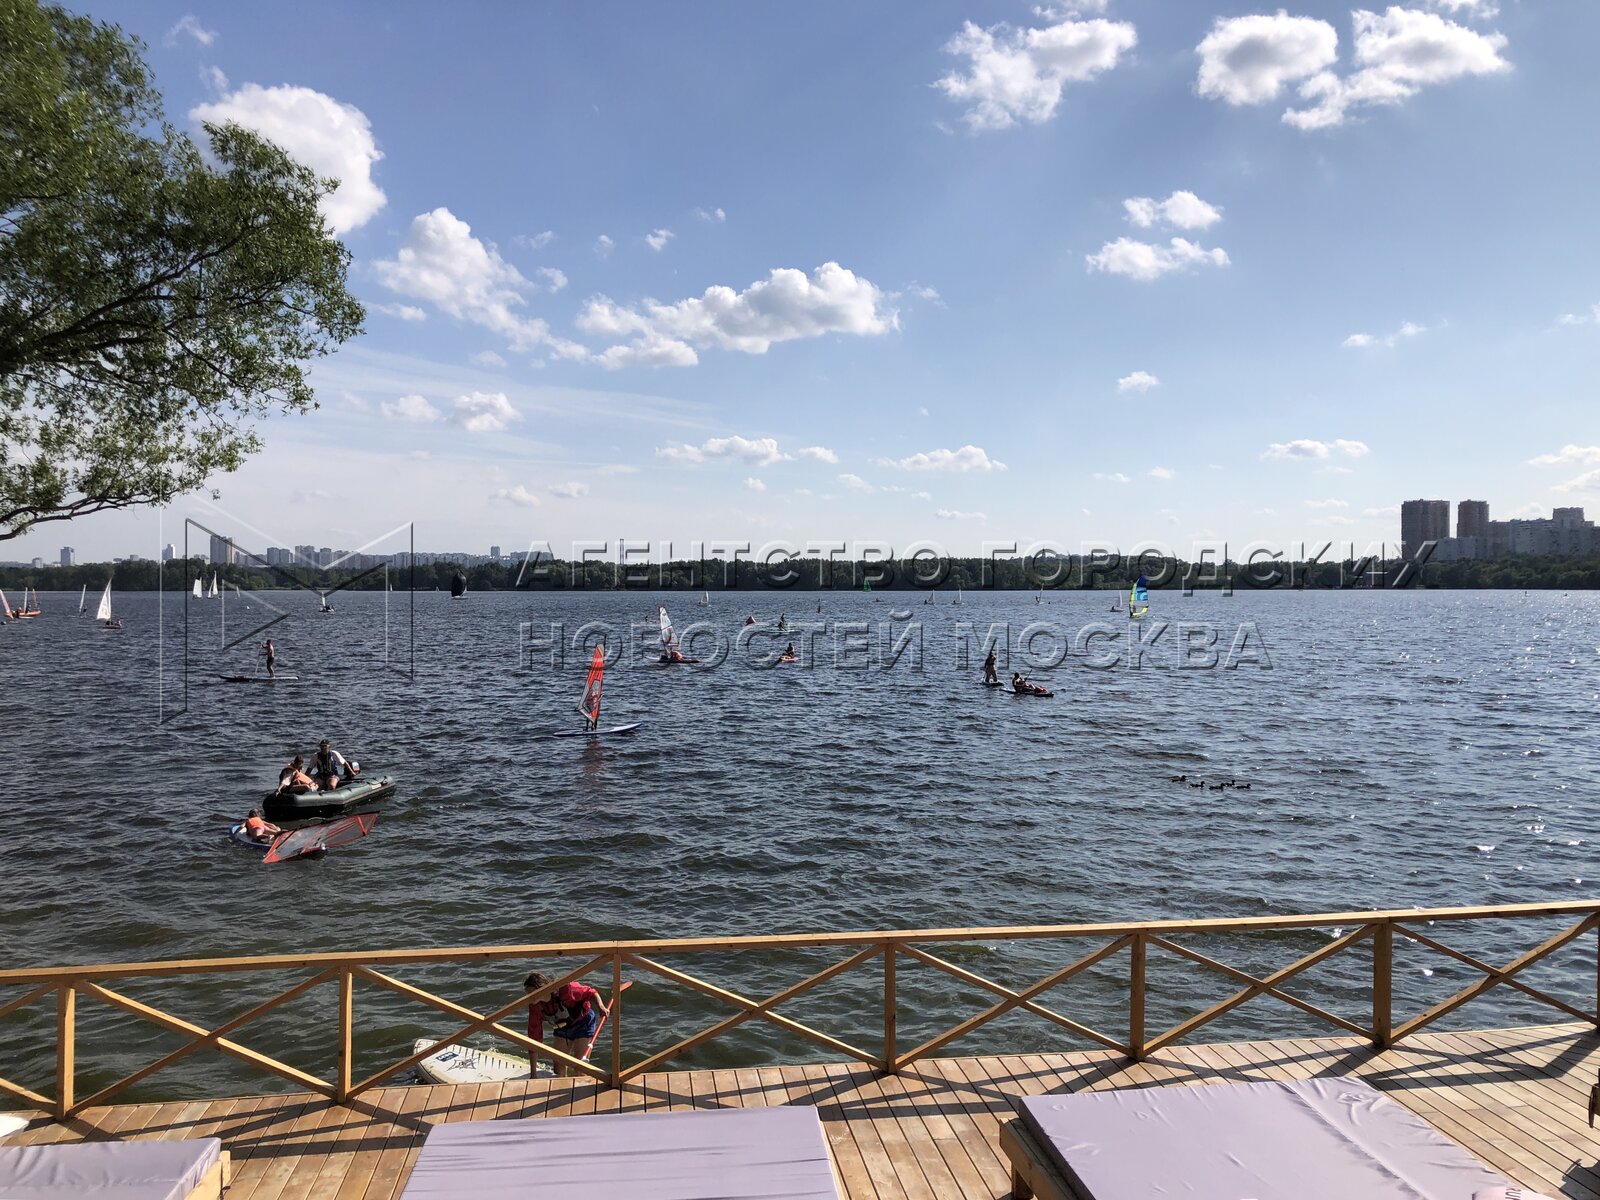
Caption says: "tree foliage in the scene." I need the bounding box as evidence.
[0,0,363,539]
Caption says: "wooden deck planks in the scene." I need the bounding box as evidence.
[1,1022,1596,1200]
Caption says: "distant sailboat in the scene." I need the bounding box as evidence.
[450,570,467,599]
[698,590,710,607]
[0,588,12,619]
[192,578,202,599]
[953,586,962,606]
[96,580,121,629]
[78,584,87,615]
[208,573,219,599]
[1129,575,1149,619]
[12,587,40,618]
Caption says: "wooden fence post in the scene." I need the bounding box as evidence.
[1372,921,1392,1048]
[883,944,897,1072]
[1128,933,1146,1060]
[337,968,354,1102]
[611,954,623,1086]
[56,984,74,1118]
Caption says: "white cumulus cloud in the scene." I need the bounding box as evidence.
[191,84,385,231]
[1087,237,1229,281]
[879,445,1006,472]
[1305,498,1351,509]
[381,394,440,422]
[1528,445,1600,468]
[1117,371,1160,392]
[697,207,727,223]
[595,234,614,258]
[1343,320,1426,349]
[1093,472,1132,483]
[492,485,541,508]
[936,508,988,520]
[1123,191,1223,230]
[580,262,893,369]
[450,391,520,433]
[1197,9,1511,131]
[1149,466,1176,480]
[1556,304,1600,327]
[1553,470,1600,496]
[745,477,767,492]
[515,231,555,250]
[470,350,508,368]
[165,14,216,46]
[1261,438,1370,461]
[374,303,426,322]
[645,228,674,252]
[797,446,840,464]
[657,436,790,467]
[374,208,583,357]
[839,473,874,493]
[936,13,1137,130]
[535,267,568,293]
[548,481,589,499]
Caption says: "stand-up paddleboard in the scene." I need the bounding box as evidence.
[981,680,1005,688]
[541,646,642,738]
[411,1038,551,1083]
[219,673,298,683]
[1011,687,1054,699]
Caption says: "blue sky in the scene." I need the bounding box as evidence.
[19,0,1600,563]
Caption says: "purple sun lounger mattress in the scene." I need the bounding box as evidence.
[398,1105,839,1199]
[0,1137,222,1199]
[1017,1076,1512,1199]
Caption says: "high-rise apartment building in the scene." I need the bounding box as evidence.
[1456,500,1489,539]
[1400,499,1450,559]
[59,546,75,566]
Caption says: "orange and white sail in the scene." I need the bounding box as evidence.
[577,645,605,727]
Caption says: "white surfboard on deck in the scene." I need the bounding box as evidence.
[411,1038,552,1083]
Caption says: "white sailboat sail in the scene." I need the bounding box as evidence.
[79,584,87,615]
[208,573,219,598]
[95,582,113,622]
[0,588,11,618]
[658,605,676,652]
[192,578,202,598]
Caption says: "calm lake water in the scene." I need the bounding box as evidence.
[0,587,1595,1101]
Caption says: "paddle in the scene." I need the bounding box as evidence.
[582,980,633,1063]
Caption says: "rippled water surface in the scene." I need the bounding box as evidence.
[1,587,1596,1099]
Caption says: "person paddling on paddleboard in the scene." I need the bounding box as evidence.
[525,972,606,1077]
[261,639,277,679]
[983,649,999,685]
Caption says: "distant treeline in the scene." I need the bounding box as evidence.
[5,553,1600,592]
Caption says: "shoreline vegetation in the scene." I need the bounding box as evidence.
[4,553,1599,592]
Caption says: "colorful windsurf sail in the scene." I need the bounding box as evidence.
[262,812,378,864]
[577,645,605,727]
[1130,575,1149,618]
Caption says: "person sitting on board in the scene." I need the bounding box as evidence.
[262,638,277,679]
[525,971,606,1077]
[276,755,318,794]
[241,809,281,844]
[311,739,359,789]
[780,642,797,662]
[983,649,999,685]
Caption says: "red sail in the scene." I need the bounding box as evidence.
[577,645,604,725]
[263,812,378,864]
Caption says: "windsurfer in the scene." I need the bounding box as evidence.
[525,971,606,1077]
[241,809,280,844]
[983,649,999,685]
[276,755,318,794]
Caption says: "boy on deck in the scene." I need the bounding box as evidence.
[524,971,606,1077]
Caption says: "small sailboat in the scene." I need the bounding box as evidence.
[12,587,40,618]
[450,570,467,599]
[192,578,203,599]
[698,590,710,607]
[318,592,335,614]
[657,605,697,664]
[1035,586,1043,604]
[208,573,219,599]
[1129,575,1149,619]
[0,588,12,620]
[546,645,641,738]
[78,584,88,616]
[96,580,121,629]
[952,585,962,606]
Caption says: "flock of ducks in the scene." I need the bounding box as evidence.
[1170,774,1252,792]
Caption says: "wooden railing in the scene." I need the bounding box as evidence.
[1,900,1595,1119]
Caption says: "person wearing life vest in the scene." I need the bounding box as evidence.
[241,809,280,844]
[311,739,359,789]
[525,971,606,1077]
[276,754,318,794]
